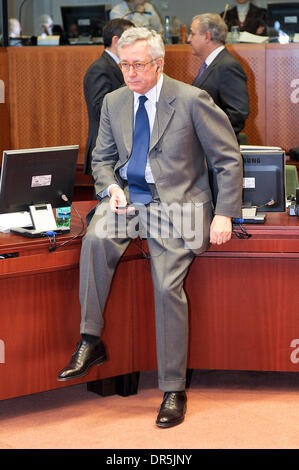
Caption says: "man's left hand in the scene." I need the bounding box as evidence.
[210,215,232,245]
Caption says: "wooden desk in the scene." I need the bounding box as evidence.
[1,202,299,400]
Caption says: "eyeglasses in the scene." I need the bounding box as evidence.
[119,60,155,72]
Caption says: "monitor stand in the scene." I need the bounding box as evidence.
[10,203,70,238]
[241,206,266,224]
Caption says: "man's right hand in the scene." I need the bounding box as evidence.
[109,186,135,214]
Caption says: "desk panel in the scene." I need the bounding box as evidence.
[1,204,299,400]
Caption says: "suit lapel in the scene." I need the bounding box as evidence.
[120,90,134,155]
[195,48,226,88]
[149,75,175,152]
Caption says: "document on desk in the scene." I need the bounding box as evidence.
[0,212,32,233]
[238,32,269,43]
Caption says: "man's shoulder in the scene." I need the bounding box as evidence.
[214,48,245,70]
[104,84,130,102]
[249,3,267,14]
[163,75,199,96]
[84,51,119,80]
[163,75,214,105]
[87,51,114,70]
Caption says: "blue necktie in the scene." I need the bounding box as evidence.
[127,95,152,205]
[193,62,207,84]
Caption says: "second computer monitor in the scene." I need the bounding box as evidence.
[268,2,299,35]
[61,4,110,42]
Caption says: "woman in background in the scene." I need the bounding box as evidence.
[221,0,268,35]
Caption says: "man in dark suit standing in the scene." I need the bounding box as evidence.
[83,18,134,175]
[188,13,249,138]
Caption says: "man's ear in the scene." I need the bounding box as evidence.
[111,35,119,49]
[205,30,212,43]
[156,58,164,72]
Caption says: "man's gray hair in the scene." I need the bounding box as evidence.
[118,27,165,59]
[193,13,228,44]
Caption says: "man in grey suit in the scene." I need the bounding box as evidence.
[83,18,133,175]
[58,27,243,428]
[188,13,249,138]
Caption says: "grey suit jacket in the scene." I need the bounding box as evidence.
[91,74,243,251]
[193,48,249,135]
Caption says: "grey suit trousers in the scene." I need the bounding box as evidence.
[79,198,197,391]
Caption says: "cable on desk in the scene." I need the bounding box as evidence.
[232,223,252,239]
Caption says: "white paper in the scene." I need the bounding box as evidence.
[238,31,269,43]
[0,212,32,233]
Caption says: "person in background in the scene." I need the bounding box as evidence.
[221,0,267,35]
[83,18,134,175]
[57,27,243,428]
[38,14,54,36]
[8,18,22,37]
[188,13,249,138]
[110,0,163,34]
[38,14,63,37]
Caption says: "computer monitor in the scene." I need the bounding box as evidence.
[60,4,110,43]
[0,145,78,236]
[208,146,286,223]
[241,146,286,213]
[267,2,299,35]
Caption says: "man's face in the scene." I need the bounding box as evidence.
[119,40,162,95]
[187,20,207,58]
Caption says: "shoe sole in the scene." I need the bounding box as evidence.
[57,354,107,382]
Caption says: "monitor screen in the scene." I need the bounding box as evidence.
[60,4,110,41]
[241,146,286,213]
[267,2,299,34]
[208,146,286,218]
[0,145,78,215]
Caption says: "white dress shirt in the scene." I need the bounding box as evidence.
[100,74,164,198]
[204,45,225,67]
[104,49,120,64]
[236,2,250,23]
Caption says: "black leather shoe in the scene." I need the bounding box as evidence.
[57,340,107,381]
[156,391,187,428]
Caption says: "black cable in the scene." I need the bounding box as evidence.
[232,223,252,239]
